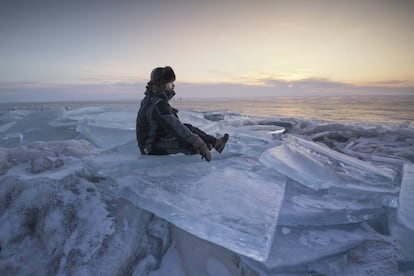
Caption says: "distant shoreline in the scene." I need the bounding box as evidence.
[1,94,414,106]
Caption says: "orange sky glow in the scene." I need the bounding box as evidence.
[1,0,413,100]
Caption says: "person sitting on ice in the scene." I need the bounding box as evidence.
[136,66,229,162]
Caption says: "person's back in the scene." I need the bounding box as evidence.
[136,85,184,154]
[136,66,229,162]
[136,90,159,154]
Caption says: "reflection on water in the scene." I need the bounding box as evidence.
[2,95,413,126]
[173,95,414,126]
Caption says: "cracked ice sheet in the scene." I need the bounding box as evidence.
[52,107,222,150]
[398,164,414,231]
[260,134,397,191]
[278,180,387,227]
[86,154,286,261]
[243,223,393,275]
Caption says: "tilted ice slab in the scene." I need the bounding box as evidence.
[86,154,286,261]
[75,124,135,149]
[278,183,386,226]
[52,107,222,150]
[243,223,391,275]
[53,107,137,149]
[55,106,136,130]
[398,164,414,231]
[259,135,397,191]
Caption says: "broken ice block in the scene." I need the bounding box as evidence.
[76,124,134,149]
[398,164,414,231]
[243,224,385,274]
[259,135,396,190]
[88,154,286,261]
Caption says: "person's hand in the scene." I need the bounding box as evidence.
[192,137,212,162]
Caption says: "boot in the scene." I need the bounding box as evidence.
[192,137,212,162]
[214,133,229,153]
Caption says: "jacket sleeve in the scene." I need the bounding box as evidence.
[154,100,198,145]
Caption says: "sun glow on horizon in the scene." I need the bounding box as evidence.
[1,0,414,98]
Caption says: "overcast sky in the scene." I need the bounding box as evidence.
[1,0,413,101]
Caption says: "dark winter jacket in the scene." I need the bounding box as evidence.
[136,87,198,154]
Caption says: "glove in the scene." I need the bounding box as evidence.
[192,137,212,162]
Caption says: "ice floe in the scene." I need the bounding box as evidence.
[0,104,413,274]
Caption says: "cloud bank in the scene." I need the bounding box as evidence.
[0,78,413,103]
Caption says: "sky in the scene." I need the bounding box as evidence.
[1,0,414,102]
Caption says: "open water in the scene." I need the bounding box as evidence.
[2,95,413,126]
[174,95,414,126]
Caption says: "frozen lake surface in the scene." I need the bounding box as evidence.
[0,102,413,275]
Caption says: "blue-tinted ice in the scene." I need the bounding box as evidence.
[86,154,286,261]
[398,164,414,231]
[260,134,397,191]
[1,104,413,274]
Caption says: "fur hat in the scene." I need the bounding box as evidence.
[150,66,176,85]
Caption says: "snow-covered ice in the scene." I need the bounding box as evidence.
[0,140,170,275]
[398,164,414,231]
[0,104,413,275]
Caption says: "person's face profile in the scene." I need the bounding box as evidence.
[165,82,175,91]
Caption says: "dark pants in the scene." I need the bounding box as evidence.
[150,123,217,155]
